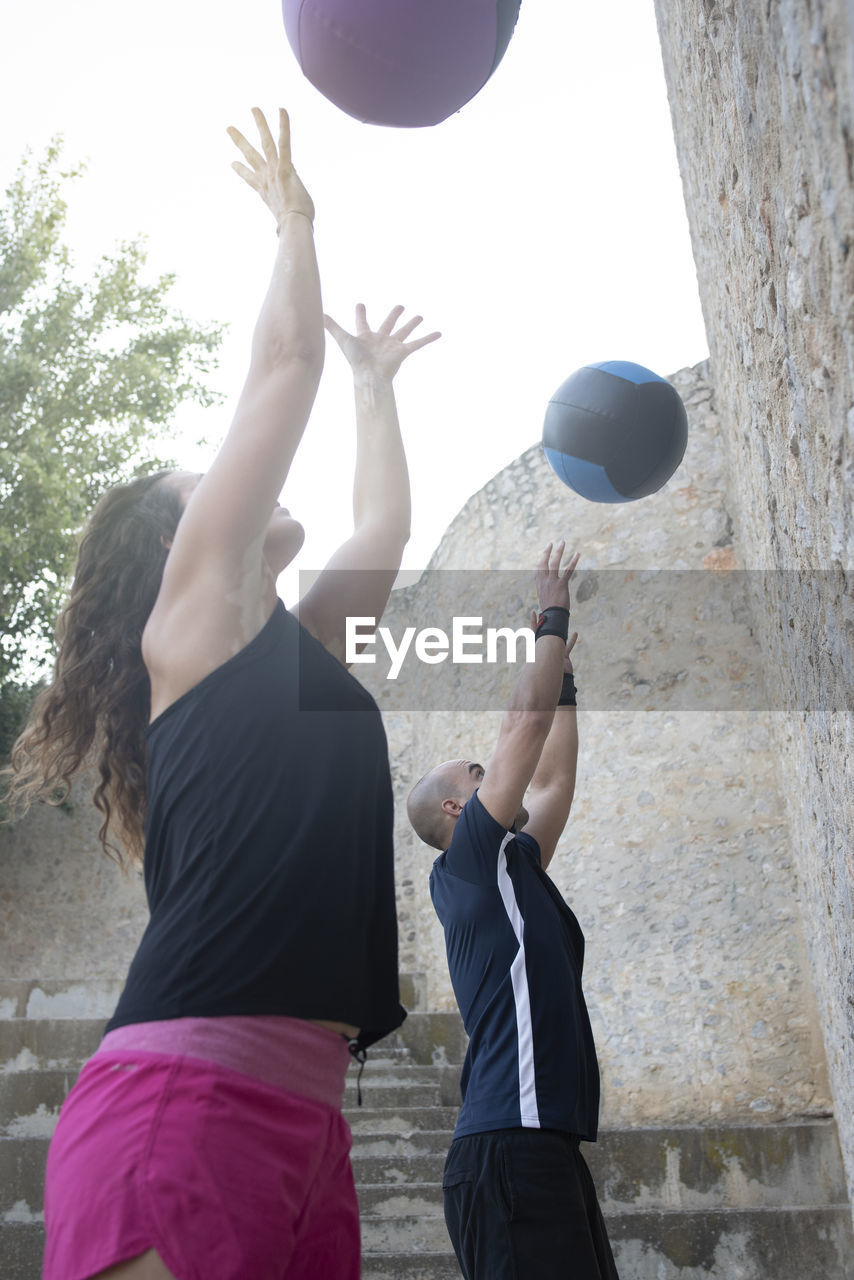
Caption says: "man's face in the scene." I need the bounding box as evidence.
[444,758,528,832]
[444,759,484,806]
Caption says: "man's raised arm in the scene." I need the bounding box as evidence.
[477,543,578,832]
[520,633,579,870]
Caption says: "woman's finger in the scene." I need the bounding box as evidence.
[323,314,351,345]
[378,305,406,335]
[277,107,292,166]
[252,107,278,166]
[395,315,423,342]
[227,126,266,172]
[403,330,441,354]
[231,160,262,192]
[354,303,369,334]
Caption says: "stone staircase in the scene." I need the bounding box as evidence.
[2,977,853,1279]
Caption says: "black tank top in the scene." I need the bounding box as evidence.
[106,601,405,1050]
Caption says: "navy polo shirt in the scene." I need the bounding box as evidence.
[430,791,599,1141]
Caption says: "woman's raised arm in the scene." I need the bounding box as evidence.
[144,108,324,707]
[295,303,439,662]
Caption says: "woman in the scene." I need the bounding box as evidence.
[6,108,439,1280]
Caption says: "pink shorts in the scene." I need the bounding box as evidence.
[42,1018,358,1280]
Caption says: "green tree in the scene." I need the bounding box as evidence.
[0,141,223,754]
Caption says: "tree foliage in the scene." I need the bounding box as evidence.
[0,140,223,737]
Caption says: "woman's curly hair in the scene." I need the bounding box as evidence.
[4,470,183,869]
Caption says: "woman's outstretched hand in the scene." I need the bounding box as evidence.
[324,304,440,382]
[227,107,315,229]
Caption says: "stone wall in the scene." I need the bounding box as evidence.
[1,788,148,982]
[652,0,854,1204]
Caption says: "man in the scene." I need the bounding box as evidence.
[406,542,618,1280]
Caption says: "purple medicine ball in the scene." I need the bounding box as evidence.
[282,0,523,127]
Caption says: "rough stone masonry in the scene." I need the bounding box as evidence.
[651,0,854,1212]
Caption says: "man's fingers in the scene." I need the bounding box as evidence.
[227,126,266,171]
[561,550,580,580]
[538,543,553,570]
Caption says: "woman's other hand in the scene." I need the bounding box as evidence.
[324,304,440,383]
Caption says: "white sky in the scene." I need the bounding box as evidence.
[1,0,708,599]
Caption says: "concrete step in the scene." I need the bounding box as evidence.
[361,1213,452,1253]
[351,1150,447,1187]
[0,981,126,1022]
[346,1106,459,1136]
[346,1063,441,1088]
[361,1254,461,1280]
[0,1019,103,1072]
[350,1132,456,1161]
[0,1139,50,1216]
[0,1070,77,1133]
[344,1080,444,1110]
[0,1222,45,1280]
[380,1013,468,1066]
[607,1207,854,1278]
[357,1182,444,1216]
[587,1121,850,1212]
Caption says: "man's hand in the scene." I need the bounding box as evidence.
[228,107,315,228]
[535,541,579,613]
[530,543,579,637]
[477,545,580,833]
[324,304,440,384]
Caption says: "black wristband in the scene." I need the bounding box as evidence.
[558,671,577,706]
[535,606,570,643]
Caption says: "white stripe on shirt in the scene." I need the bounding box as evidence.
[496,831,540,1127]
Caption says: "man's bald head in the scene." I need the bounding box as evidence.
[407,760,482,850]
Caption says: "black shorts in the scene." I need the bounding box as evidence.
[442,1129,619,1280]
